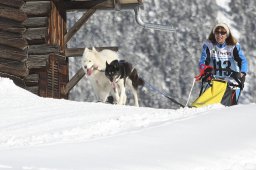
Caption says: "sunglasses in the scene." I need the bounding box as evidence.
[215,31,227,35]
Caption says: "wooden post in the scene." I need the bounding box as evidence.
[49,0,66,51]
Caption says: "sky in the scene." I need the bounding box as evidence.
[0,77,256,170]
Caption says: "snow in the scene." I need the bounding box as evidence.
[216,0,231,12]
[0,77,256,170]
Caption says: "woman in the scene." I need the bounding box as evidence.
[198,23,248,104]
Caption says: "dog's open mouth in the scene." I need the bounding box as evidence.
[87,68,93,76]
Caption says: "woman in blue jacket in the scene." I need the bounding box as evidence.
[198,23,248,103]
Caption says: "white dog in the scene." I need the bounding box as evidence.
[81,47,126,104]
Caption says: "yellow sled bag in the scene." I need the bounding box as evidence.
[191,79,237,108]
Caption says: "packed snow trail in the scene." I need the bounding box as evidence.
[0,78,222,149]
[1,78,256,170]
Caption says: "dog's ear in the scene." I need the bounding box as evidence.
[113,60,119,69]
[83,47,89,53]
[92,47,97,52]
[106,61,109,67]
[82,48,89,58]
[114,60,119,65]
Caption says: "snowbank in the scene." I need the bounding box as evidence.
[0,77,256,170]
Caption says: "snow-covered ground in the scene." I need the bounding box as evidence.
[0,77,256,170]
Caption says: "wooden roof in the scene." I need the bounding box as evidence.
[54,0,143,10]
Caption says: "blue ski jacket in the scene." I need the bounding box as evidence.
[199,40,248,78]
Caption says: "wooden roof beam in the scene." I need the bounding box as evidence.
[64,8,96,45]
[64,47,118,57]
[63,0,143,10]
[64,0,114,10]
[49,0,143,12]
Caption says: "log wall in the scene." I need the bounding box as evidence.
[0,0,68,97]
[0,0,28,80]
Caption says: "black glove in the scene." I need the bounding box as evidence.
[231,72,246,89]
[240,72,246,86]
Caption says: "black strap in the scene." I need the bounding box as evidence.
[143,80,185,108]
[215,68,244,89]
[201,68,244,89]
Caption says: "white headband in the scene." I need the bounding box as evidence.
[213,23,230,36]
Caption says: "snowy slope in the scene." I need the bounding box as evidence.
[0,77,256,170]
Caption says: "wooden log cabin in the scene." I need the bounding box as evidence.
[0,0,142,99]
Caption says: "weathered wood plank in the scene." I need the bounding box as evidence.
[24,27,48,44]
[25,86,39,95]
[64,8,96,45]
[39,70,47,97]
[21,1,51,17]
[0,18,21,27]
[48,1,66,49]
[24,0,49,1]
[0,45,27,61]
[65,47,118,57]
[0,72,26,87]
[119,0,143,4]
[0,59,28,77]
[24,74,39,86]
[0,23,26,34]
[40,54,69,99]
[61,67,85,95]
[64,0,142,10]
[0,36,28,50]
[0,30,22,39]
[28,44,59,55]
[0,9,27,22]
[0,0,25,9]
[27,54,48,69]
[65,48,84,57]
[64,0,114,10]
[22,17,48,28]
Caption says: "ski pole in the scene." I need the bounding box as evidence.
[185,78,196,107]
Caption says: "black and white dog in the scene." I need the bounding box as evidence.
[105,60,144,106]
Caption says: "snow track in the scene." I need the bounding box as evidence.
[0,78,222,149]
